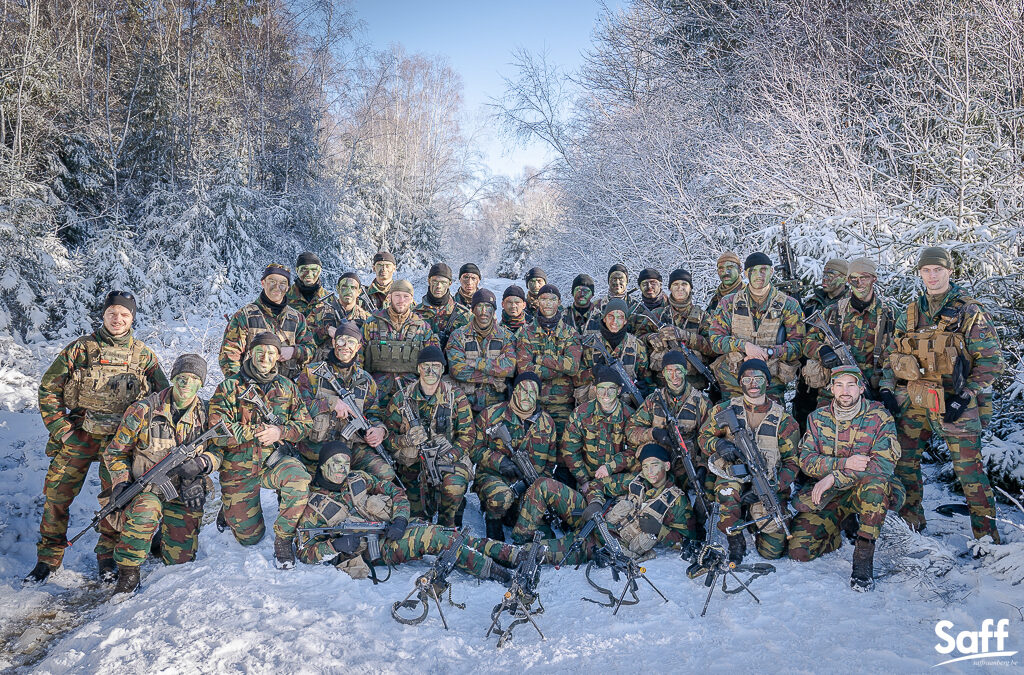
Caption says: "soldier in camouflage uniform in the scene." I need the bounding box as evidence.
[511,445,697,561]
[629,268,668,338]
[414,263,471,350]
[706,252,806,401]
[361,279,440,402]
[802,258,894,407]
[567,274,597,334]
[219,263,316,380]
[382,347,475,527]
[295,321,393,483]
[572,299,649,407]
[514,284,582,438]
[307,272,372,363]
[209,332,313,569]
[295,442,515,583]
[879,247,1004,542]
[446,289,516,414]
[456,263,482,309]
[698,359,800,563]
[524,267,547,322]
[707,251,743,313]
[642,269,714,392]
[104,354,219,596]
[26,291,168,585]
[591,264,641,322]
[793,258,850,432]
[472,373,558,541]
[787,366,904,591]
[500,285,528,334]
[363,251,397,311]
[285,252,331,321]
[563,366,636,501]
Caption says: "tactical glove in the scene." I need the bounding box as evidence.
[878,390,901,418]
[498,457,518,478]
[109,481,131,505]
[384,517,408,543]
[581,501,604,522]
[180,478,207,511]
[818,345,842,370]
[717,440,742,462]
[406,426,428,447]
[638,514,662,536]
[172,455,212,480]
[651,428,671,446]
[331,534,362,555]
[943,392,972,423]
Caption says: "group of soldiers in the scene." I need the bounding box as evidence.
[24,245,1004,602]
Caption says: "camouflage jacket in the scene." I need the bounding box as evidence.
[38,328,168,440]
[361,309,440,397]
[796,399,898,492]
[473,402,558,478]
[514,315,583,410]
[455,288,476,311]
[644,300,714,372]
[285,282,332,322]
[302,472,411,526]
[446,322,517,412]
[629,295,669,337]
[801,286,849,315]
[803,293,893,392]
[608,474,692,547]
[307,297,372,362]
[295,359,383,451]
[706,279,743,313]
[524,292,542,323]
[626,384,710,462]
[567,303,598,334]
[219,295,316,378]
[707,286,805,361]
[208,368,313,479]
[574,331,649,392]
[362,279,391,312]
[382,380,476,462]
[563,399,632,484]
[414,295,471,349]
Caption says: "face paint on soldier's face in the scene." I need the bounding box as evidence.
[333,335,361,363]
[608,271,628,297]
[848,274,875,301]
[250,345,280,374]
[640,279,662,299]
[526,277,545,295]
[669,280,691,304]
[718,262,740,286]
[418,362,443,386]
[337,278,360,307]
[374,261,395,284]
[171,373,202,408]
[512,380,538,413]
[389,291,414,314]
[663,365,686,392]
[297,264,321,285]
[603,310,626,333]
[595,382,620,412]
[102,305,134,337]
[262,274,289,304]
[538,293,559,318]
[746,265,772,292]
[740,373,768,401]
[573,286,593,308]
[428,276,451,298]
[459,274,480,296]
[473,303,495,329]
[503,296,525,318]
[919,264,952,296]
[641,457,669,485]
[321,453,351,484]
[822,269,847,295]
[830,374,863,407]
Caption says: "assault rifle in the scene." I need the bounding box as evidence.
[804,310,860,374]
[69,422,230,546]
[652,389,711,527]
[485,422,540,498]
[312,362,403,489]
[296,519,391,583]
[391,527,469,629]
[397,386,456,489]
[240,384,294,468]
[632,306,722,403]
[775,220,803,299]
[714,407,791,537]
[486,531,547,647]
[583,333,644,408]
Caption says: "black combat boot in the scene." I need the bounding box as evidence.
[98,557,118,583]
[274,536,296,570]
[850,535,875,592]
[727,533,746,565]
[112,565,140,596]
[841,513,860,545]
[150,530,164,559]
[485,517,505,542]
[23,561,52,585]
[480,558,512,585]
[216,507,228,533]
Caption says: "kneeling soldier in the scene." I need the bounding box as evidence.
[104,354,219,595]
[788,366,904,591]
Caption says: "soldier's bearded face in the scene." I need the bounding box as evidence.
[746,265,772,291]
[919,264,952,295]
[669,280,691,303]
[374,261,395,284]
[333,335,361,363]
[262,274,289,304]
[822,268,847,294]
[740,373,768,401]
[848,273,875,301]
[663,364,686,392]
[428,276,451,298]
[603,310,627,333]
[537,294,559,318]
[640,278,662,299]
[595,382,620,411]
[717,261,740,285]
[102,305,134,337]
[298,264,321,285]
[512,380,538,412]
[418,361,443,386]
[389,291,414,314]
[502,296,525,318]
[573,286,592,308]
[473,303,495,329]
[171,373,202,407]
[641,457,669,484]
[321,453,351,484]
[830,374,863,407]
[251,345,279,374]
[337,278,360,306]
[526,277,546,294]
[460,273,480,295]
[608,271,628,296]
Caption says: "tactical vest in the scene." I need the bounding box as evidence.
[305,472,394,524]
[453,331,507,403]
[133,393,209,497]
[364,316,427,374]
[662,388,702,434]
[64,335,151,437]
[892,298,974,383]
[606,477,683,556]
[308,364,373,443]
[242,303,303,378]
[712,289,798,383]
[723,396,784,477]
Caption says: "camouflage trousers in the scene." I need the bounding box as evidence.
[37,428,118,566]
[713,477,787,560]
[395,462,470,527]
[113,491,202,567]
[787,476,905,562]
[298,442,397,485]
[580,472,635,505]
[219,457,311,545]
[474,473,526,519]
[894,395,998,542]
[511,477,586,544]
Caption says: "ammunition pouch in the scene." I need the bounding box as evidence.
[906,380,945,414]
[890,353,922,381]
[801,359,830,389]
[82,411,124,438]
[894,330,964,380]
[750,501,784,534]
[334,554,372,579]
[366,338,421,374]
[310,413,334,443]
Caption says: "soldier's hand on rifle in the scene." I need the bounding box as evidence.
[651,428,671,446]
[717,440,741,462]
[385,517,408,543]
[498,457,518,478]
[255,425,283,445]
[843,454,871,472]
[333,398,355,420]
[109,481,130,504]
[812,473,836,506]
[743,342,771,361]
[172,455,212,480]
[365,426,386,446]
[331,534,362,555]
[818,345,842,369]
[278,346,296,362]
[943,392,972,423]
[180,479,207,511]
[407,426,428,447]
[594,465,610,480]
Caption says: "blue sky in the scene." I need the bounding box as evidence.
[352,0,624,178]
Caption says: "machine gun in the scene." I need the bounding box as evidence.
[583,333,644,408]
[804,310,860,373]
[312,362,403,489]
[391,527,469,629]
[485,422,540,498]
[485,531,547,647]
[632,306,722,403]
[239,384,296,468]
[713,407,791,537]
[652,389,712,528]
[69,423,230,546]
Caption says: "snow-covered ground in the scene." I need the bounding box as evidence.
[2,302,1023,673]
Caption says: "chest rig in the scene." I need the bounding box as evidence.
[721,396,784,478]
[243,303,303,377]
[365,315,427,374]
[133,392,209,497]
[306,471,394,525]
[606,477,683,556]
[713,289,798,382]
[64,334,151,436]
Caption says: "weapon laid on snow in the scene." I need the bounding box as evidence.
[485,531,547,647]
[297,519,392,584]
[391,527,468,629]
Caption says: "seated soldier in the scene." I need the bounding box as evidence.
[788,366,905,592]
[295,442,516,584]
[472,373,558,541]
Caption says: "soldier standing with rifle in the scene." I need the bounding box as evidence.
[26,290,168,585]
[567,274,598,334]
[879,246,1003,543]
